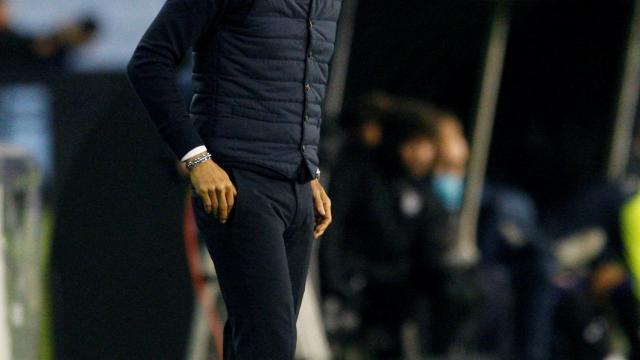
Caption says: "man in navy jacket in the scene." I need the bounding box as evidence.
[126,0,340,358]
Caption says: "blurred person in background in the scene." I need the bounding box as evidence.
[476,184,554,360]
[414,107,483,357]
[333,106,449,359]
[317,93,443,357]
[334,91,394,163]
[425,108,555,359]
[431,111,468,213]
[0,0,97,71]
[320,97,480,358]
[545,182,640,359]
[319,91,395,342]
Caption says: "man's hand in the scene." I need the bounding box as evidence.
[189,155,237,223]
[310,179,332,239]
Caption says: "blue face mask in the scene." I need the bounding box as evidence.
[432,174,465,212]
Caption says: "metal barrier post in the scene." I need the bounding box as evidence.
[0,144,43,360]
[607,0,640,180]
[451,0,511,266]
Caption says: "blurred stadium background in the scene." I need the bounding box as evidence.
[1,0,640,359]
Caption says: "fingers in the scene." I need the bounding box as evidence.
[191,162,237,220]
[218,183,238,223]
[210,182,237,224]
[322,192,331,219]
[208,188,219,216]
[225,184,236,215]
[313,191,332,239]
[313,189,326,216]
[201,190,213,214]
[314,216,331,239]
[216,188,229,223]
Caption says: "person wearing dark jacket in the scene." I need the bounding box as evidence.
[326,108,449,359]
[319,91,395,303]
[126,0,341,358]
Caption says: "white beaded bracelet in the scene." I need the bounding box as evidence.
[185,152,212,171]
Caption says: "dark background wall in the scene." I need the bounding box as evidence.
[491,0,632,211]
[49,74,194,360]
[344,0,632,212]
[344,0,495,128]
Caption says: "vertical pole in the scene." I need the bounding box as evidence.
[607,0,640,180]
[450,0,511,266]
[323,0,359,120]
[0,180,10,360]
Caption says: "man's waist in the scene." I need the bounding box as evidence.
[217,160,312,183]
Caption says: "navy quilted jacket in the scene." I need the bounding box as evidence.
[127,0,342,182]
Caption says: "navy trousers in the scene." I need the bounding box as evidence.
[191,166,315,360]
